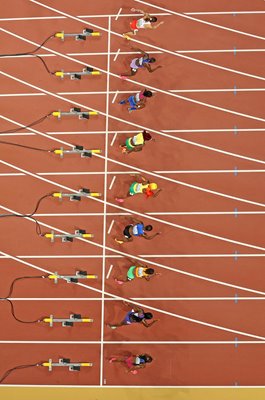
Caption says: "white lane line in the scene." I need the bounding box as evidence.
[2,254,264,259]
[1,169,265,177]
[106,264,114,279]
[110,132,117,147]
[1,245,265,341]
[1,196,265,300]
[107,219,115,235]
[111,90,119,103]
[115,8,122,21]
[185,11,265,15]
[2,29,265,123]
[2,158,265,253]
[0,340,264,344]
[2,127,264,137]
[113,48,120,62]
[0,12,170,22]
[29,211,265,217]
[3,49,265,58]
[2,88,265,97]
[108,176,116,190]
[9,297,265,301]
[134,0,265,41]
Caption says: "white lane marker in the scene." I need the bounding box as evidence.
[110,132,117,146]
[106,264,114,279]
[111,90,119,103]
[108,176,116,191]
[113,48,120,62]
[115,8,122,21]
[107,220,115,235]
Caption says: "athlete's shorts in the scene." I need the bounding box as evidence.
[130,20,138,31]
[125,355,134,369]
[130,58,139,71]
[127,266,136,280]
[125,138,135,150]
[123,225,132,239]
[128,95,137,109]
[129,182,138,196]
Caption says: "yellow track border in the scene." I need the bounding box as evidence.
[1,387,265,400]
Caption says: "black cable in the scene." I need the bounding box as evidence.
[0,193,53,236]
[33,54,54,74]
[0,34,55,57]
[0,193,53,219]
[2,275,48,299]
[0,113,52,135]
[1,299,42,324]
[0,362,43,384]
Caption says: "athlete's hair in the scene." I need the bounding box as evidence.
[143,89,153,97]
[145,225,153,231]
[149,57,156,63]
[144,312,153,320]
[150,17,157,22]
[145,268,155,275]
[142,130,152,141]
[140,354,153,363]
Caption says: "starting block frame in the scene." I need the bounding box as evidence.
[53,188,101,200]
[55,28,101,41]
[52,107,98,120]
[54,66,101,80]
[43,313,93,327]
[44,229,94,243]
[48,270,98,284]
[42,358,93,372]
[53,145,102,158]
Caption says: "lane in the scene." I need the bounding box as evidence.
[104,343,265,386]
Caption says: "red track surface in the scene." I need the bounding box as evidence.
[0,0,264,387]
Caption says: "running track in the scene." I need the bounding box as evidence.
[0,0,265,388]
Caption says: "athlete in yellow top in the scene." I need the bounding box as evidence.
[115,174,162,203]
[119,130,153,154]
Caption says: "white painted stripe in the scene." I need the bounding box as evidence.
[0,340,264,344]
[110,132,117,146]
[111,90,119,103]
[108,175,116,190]
[6,254,262,259]
[30,211,265,217]
[113,48,120,62]
[3,49,265,58]
[9,297,265,301]
[1,169,265,177]
[185,11,265,15]
[115,8,122,21]
[2,87,265,98]
[107,219,115,234]
[106,264,114,279]
[0,12,170,22]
